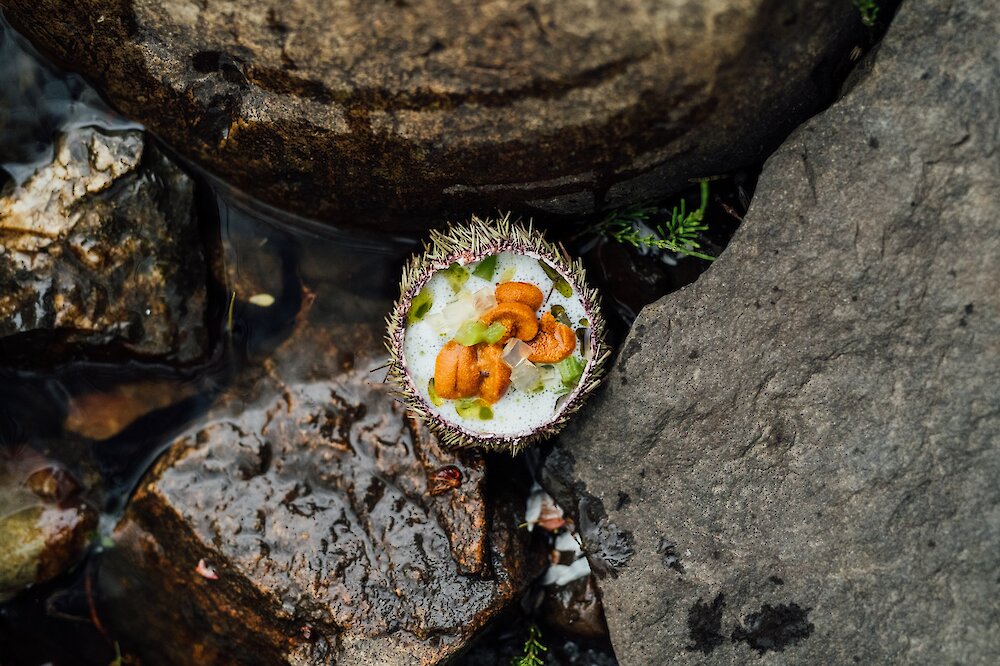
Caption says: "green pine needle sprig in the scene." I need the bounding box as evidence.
[597,181,715,262]
[511,624,547,666]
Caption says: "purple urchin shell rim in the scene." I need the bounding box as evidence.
[384,214,610,454]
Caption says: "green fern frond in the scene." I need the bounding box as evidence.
[597,181,715,261]
[511,624,547,666]
[852,0,879,27]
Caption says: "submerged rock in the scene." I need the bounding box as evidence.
[0,453,96,602]
[100,322,538,665]
[64,380,200,441]
[5,0,865,224]
[0,126,208,365]
[546,0,1000,662]
[0,11,137,187]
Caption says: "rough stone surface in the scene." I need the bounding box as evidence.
[545,0,1000,663]
[0,127,209,364]
[0,453,96,602]
[3,0,865,225]
[100,321,538,666]
[542,574,609,641]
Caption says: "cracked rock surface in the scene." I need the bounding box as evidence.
[546,0,1000,662]
[0,127,209,364]
[100,321,537,666]
[3,0,864,224]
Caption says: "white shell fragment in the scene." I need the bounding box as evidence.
[542,556,592,587]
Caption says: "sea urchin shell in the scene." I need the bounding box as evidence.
[385,215,609,453]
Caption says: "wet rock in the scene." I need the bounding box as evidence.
[546,0,1000,662]
[0,126,209,365]
[542,575,608,641]
[99,323,538,665]
[64,380,199,441]
[0,452,96,601]
[4,0,866,225]
[0,11,136,188]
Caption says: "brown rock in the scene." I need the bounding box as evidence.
[0,126,209,364]
[99,323,538,665]
[64,380,199,441]
[3,0,865,225]
[542,575,609,641]
[0,454,96,602]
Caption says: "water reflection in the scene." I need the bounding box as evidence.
[202,172,419,365]
[0,12,140,189]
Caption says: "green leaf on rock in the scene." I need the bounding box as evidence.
[511,624,547,666]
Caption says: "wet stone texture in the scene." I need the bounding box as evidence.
[3,0,865,225]
[0,127,208,364]
[100,324,537,665]
[0,450,96,602]
[542,574,609,641]
[545,0,1000,663]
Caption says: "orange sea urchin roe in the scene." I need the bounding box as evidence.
[477,343,513,404]
[527,312,577,363]
[480,301,540,343]
[434,341,481,399]
[495,281,544,311]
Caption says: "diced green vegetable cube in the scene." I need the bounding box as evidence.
[556,355,584,389]
[407,287,434,324]
[454,320,487,346]
[483,322,507,344]
[472,255,497,280]
[441,263,470,293]
[427,378,445,406]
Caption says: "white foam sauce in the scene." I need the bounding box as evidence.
[402,251,590,438]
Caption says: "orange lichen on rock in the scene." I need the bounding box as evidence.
[495,282,544,311]
[434,341,481,399]
[527,312,577,363]
[477,343,512,404]
[480,301,539,342]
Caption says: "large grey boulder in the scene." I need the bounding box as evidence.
[2,0,865,225]
[545,0,1000,663]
